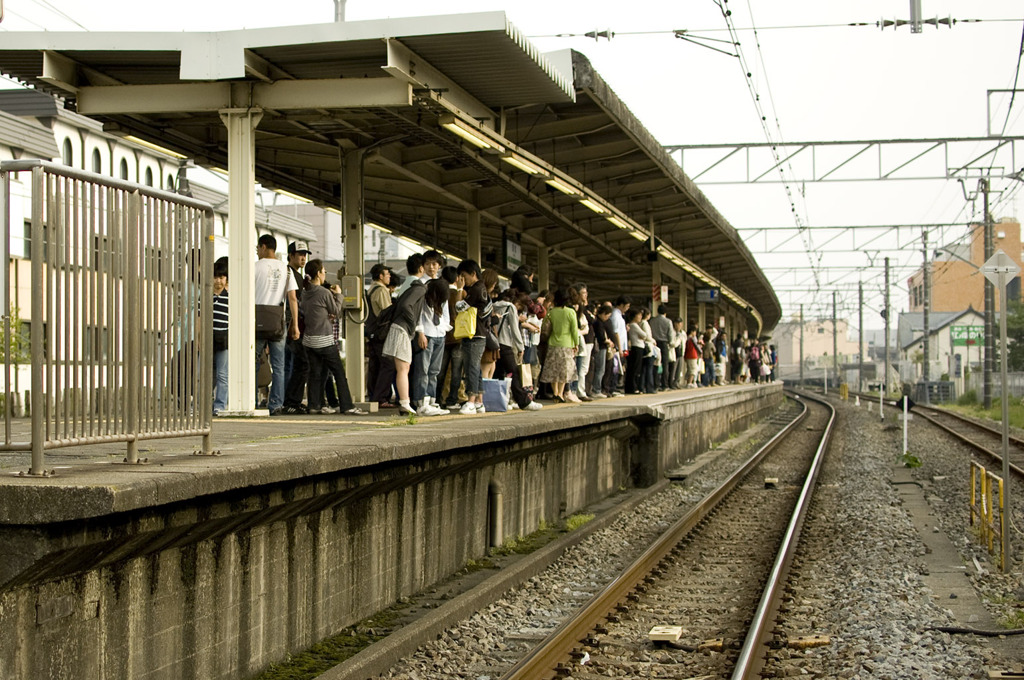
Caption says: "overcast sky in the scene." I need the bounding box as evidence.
[2,0,1023,330]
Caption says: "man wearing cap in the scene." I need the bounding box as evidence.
[255,234,300,415]
[282,240,311,414]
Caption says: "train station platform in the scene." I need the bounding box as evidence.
[0,382,782,680]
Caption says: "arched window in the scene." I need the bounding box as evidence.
[61,138,73,166]
[119,158,129,180]
[166,174,176,191]
[91,149,102,174]
[144,167,153,187]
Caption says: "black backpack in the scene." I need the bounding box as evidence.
[367,303,396,342]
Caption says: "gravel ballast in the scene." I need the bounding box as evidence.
[376,394,1023,679]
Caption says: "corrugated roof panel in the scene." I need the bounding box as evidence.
[0,109,59,159]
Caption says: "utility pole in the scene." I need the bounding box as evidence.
[982,178,994,410]
[922,228,931,403]
[858,281,864,391]
[799,304,804,389]
[884,257,891,397]
[832,291,839,388]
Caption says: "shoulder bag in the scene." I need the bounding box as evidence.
[255,303,285,340]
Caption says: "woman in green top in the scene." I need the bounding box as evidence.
[539,288,580,403]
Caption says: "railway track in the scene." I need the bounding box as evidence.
[910,403,1024,479]
[498,392,835,680]
[849,390,1024,480]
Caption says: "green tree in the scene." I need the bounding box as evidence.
[1006,299,1024,371]
[0,306,30,366]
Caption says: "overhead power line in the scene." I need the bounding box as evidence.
[530,17,1020,40]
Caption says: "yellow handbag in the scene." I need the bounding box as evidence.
[454,307,477,339]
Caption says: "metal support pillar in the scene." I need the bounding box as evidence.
[858,281,864,390]
[342,150,365,401]
[220,107,263,414]
[652,256,661,313]
[537,245,549,291]
[466,210,481,264]
[799,304,804,389]
[997,269,1011,567]
[832,291,838,387]
[679,281,689,329]
[982,179,994,409]
[884,257,891,397]
[922,229,931,402]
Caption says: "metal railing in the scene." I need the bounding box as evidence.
[966,371,1024,400]
[0,160,215,475]
[970,461,1005,571]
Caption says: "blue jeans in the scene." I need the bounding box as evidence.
[462,337,485,397]
[255,336,286,412]
[702,359,716,387]
[437,341,464,406]
[412,335,445,404]
[213,349,229,413]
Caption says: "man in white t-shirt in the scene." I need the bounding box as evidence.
[254,234,299,415]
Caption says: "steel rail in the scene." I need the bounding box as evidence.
[499,395,814,680]
[910,403,1024,479]
[848,390,1024,479]
[731,390,836,679]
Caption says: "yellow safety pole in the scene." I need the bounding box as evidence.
[970,464,977,527]
[986,473,995,554]
[997,477,1006,572]
[980,470,989,548]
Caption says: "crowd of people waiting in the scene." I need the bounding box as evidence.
[209,237,778,417]
[361,250,779,417]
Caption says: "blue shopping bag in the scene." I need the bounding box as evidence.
[482,378,511,412]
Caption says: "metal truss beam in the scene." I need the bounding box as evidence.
[664,136,1024,184]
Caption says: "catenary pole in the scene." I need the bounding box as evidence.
[998,268,1011,569]
[799,304,804,389]
[832,291,838,388]
[983,179,994,409]
[858,281,864,390]
[922,228,930,403]
[884,257,891,398]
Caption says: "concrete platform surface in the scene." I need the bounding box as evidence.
[0,383,780,524]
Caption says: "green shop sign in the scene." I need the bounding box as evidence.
[950,325,984,346]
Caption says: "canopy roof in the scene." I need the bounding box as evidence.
[0,12,780,332]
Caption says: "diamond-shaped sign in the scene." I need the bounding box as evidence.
[982,250,1021,288]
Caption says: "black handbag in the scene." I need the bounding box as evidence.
[485,328,500,351]
[255,303,285,340]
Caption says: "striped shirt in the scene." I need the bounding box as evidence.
[213,290,229,332]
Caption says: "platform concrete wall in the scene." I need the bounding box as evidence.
[0,386,781,680]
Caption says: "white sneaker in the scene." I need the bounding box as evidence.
[509,402,520,410]
[419,404,448,416]
[475,403,486,413]
[319,406,338,414]
[459,402,477,415]
[399,402,417,415]
[525,401,543,411]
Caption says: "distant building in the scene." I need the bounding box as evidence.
[907,219,1022,313]
[897,308,985,386]
[771,316,861,379]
